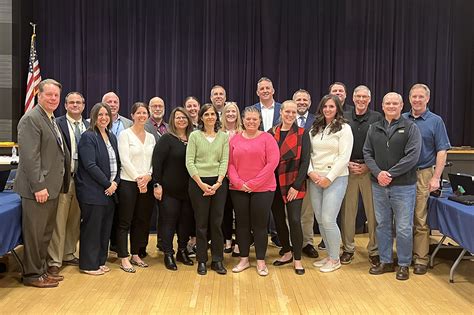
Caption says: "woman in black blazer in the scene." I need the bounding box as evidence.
[76,103,121,275]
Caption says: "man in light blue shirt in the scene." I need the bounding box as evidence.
[402,83,451,275]
[102,92,132,137]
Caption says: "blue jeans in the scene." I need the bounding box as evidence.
[309,176,348,260]
[372,183,416,267]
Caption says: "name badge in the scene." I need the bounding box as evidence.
[398,129,405,133]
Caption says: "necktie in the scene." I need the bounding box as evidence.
[73,122,82,172]
[299,116,306,128]
[51,117,64,151]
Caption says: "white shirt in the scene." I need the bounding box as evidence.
[66,114,86,172]
[118,128,156,181]
[308,123,353,182]
[260,102,275,132]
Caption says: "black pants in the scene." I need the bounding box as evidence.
[188,177,227,263]
[21,198,58,281]
[230,190,274,260]
[116,180,154,258]
[159,194,193,254]
[79,199,115,270]
[222,189,234,241]
[272,190,304,260]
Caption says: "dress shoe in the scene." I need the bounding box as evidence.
[340,252,354,265]
[317,239,326,250]
[197,262,207,275]
[176,248,194,266]
[294,268,305,275]
[164,254,177,271]
[413,264,428,275]
[46,267,64,281]
[369,263,395,275]
[273,257,293,266]
[396,266,410,280]
[24,275,58,288]
[369,255,380,267]
[62,257,80,266]
[211,261,227,275]
[302,244,319,258]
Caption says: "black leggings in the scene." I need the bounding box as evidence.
[188,177,228,263]
[159,194,193,254]
[222,190,234,241]
[272,190,303,260]
[116,180,154,258]
[230,190,274,260]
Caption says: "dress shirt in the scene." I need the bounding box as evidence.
[260,102,275,132]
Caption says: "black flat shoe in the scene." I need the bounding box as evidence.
[224,247,233,254]
[197,262,207,275]
[164,254,177,271]
[211,261,227,275]
[294,268,305,275]
[176,248,194,266]
[273,257,293,266]
[232,251,240,257]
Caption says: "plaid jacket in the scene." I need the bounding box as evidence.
[271,123,309,203]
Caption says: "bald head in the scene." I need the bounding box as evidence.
[102,92,120,119]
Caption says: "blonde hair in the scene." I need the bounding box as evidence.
[221,102,243,132]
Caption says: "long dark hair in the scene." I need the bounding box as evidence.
[168,107,193,139]
[89,102,112,132]
[310,94,346,136]
[197,103,221,132]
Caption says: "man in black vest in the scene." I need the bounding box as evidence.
[363,92,421,281]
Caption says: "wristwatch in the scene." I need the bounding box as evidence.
[153,183,161,188]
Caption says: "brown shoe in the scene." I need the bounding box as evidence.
[368,255,380,267]
[62,257,80,266]
[396,266,410,280]
[45,272,64,282]
[24,275,59,288]
[369,262,395,275]
[413,264,428,275]
[340,252,354,265]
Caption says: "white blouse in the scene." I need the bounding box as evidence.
[118,128,156,182]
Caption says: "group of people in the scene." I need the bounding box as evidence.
[14,77,450,288]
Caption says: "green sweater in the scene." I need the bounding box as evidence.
[186,130,229,178]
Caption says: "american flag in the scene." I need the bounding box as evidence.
[24,33,41,112]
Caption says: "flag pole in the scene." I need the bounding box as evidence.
[24,22,41,112]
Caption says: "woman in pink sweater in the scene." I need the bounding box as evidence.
[227,106,280,276]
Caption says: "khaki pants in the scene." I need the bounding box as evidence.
[341,172,378,255]
[413,167,434,266]
[301,180,315,246]
[47,179,81,267]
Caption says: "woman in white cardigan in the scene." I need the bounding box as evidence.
[116,102,156,272]
[308,94,353,273]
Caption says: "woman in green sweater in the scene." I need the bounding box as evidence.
[186,103,229,275]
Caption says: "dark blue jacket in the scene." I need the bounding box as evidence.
[76,129,121,206]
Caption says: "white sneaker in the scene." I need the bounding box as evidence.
[319,259,341,273]
[313,257,330,267]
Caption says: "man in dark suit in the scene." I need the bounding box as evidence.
[248,77,281,132]
[145,96,168,142]
[293,89,318,258]
[15,79,70,288]
[210,85,227,118]
[47,92,90,279]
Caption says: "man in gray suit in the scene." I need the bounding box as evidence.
[145,96,168,142]
[102,91,132,137]
[15,79,71,288]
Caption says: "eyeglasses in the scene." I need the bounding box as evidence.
[175,116,187,120]
[67,101,84,105]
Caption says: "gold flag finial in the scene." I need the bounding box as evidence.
[29,22,37,35]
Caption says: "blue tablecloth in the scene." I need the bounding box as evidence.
[0,190,22,255]
[428,196,474,253]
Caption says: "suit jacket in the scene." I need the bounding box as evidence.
[120,115,133,129]
[247,101,282,129]
[14,105,71,199]
[75,129,121,206]
[56,115,90,155]
[144,119,166,143]
[304,113,316,130]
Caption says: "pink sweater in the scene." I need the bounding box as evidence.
[228,132,280,192]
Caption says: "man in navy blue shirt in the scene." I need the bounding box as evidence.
[402,84,451,275]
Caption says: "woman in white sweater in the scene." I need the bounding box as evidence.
[116,102,156,272]
[308,94,353,273]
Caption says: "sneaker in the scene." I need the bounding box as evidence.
[187,244,196,258]
[340,252,354,265]
[313,257,330,267]
[317,239,326,250]
[319,259,341,273]
[368,255,380,267]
